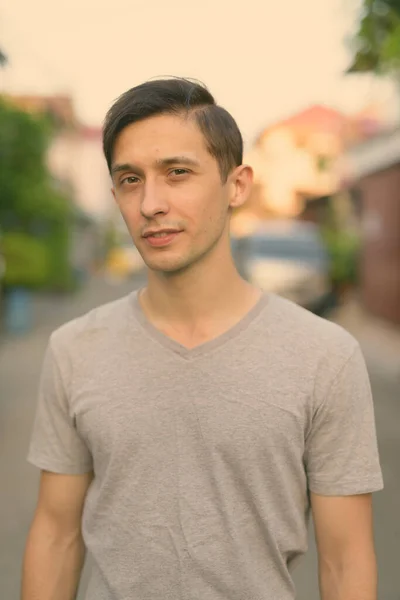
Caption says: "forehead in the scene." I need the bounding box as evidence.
[112,113,211,165]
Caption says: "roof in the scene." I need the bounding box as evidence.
[282,105,346,132]
[256,104,383,147]
[256,105,347,143]
[80,125,103,140]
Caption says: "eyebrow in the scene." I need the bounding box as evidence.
[111,156,200,176]
[111,163,142,176]
[155,156,200,168]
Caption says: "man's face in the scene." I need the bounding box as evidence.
[111,113,251,274]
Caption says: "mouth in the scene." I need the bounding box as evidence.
[142,229,182,248]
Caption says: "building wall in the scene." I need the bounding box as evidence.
[48,128,112,221]
[246,123,342,219]
[244,105,383,223]
[73,133,112,219]
[359,164,400,324]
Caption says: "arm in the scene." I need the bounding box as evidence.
[21,469,93,600]
[305,341,383,599]
[311,492,377,600]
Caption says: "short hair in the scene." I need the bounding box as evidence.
[103,77,243,182]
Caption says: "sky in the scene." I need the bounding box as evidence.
[1,0,398,148]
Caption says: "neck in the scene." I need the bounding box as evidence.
[141,239,257,326]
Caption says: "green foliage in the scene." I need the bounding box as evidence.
[348,0,400,75]
[1,227,76,292]
[0,99,50,214]
[381,20,400,67]
[0,97,75,291]
[46,223,76,292]
[0,98,71,224]
[2,232,50,288]
[322,229,361,287]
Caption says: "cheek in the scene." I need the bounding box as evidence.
[186,201,227,245]
[184,183,226,222]
[199,191,229,228]
[117,197,141,228]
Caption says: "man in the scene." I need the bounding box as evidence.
[22,78,383,600]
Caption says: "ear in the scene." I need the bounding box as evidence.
[111,187,116,202]
[229,165,253,210]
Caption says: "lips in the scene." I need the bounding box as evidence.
[143,228,181,238]
[144,231,177,238]
[143,229,182,248]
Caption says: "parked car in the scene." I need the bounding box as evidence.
[234,221,333,314]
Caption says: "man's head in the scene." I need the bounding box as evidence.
[103,77,252,274]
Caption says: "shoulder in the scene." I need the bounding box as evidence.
[49,293,135,357]
[263,295,370,414]
[265,294,360,368]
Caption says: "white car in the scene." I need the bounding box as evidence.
[234,222,333,314]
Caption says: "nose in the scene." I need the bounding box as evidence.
[140,179,169,219]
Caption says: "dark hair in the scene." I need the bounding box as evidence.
[103,77,243,182]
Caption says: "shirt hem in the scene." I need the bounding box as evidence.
[27,453,93,475]
[308,476,384,496]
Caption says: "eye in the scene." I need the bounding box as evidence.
[170,168,190,177]
[120,176,139,185]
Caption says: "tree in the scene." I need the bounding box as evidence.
[347,0,400,75]
[0,98,70,226]
[0,98,74,290]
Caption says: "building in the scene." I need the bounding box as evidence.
[343,127,400,324]
[47,124,112,221]
[231,104,383,235]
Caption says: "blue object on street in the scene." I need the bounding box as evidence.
[4,287,32,335]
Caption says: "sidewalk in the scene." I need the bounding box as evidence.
[330,295,400,381]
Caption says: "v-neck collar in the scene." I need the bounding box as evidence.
[130,289,269,360]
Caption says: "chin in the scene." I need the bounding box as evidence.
[144,256,192,275]
[142,243,213,275]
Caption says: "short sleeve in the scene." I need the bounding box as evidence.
[27,336,93,475]
[305,343,383,496]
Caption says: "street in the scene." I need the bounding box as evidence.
[1,277,399,599]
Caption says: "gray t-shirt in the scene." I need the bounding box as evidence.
[28,291,383,600]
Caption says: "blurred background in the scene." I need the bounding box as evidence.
[0,0,399,598]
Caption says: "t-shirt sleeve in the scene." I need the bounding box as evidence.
[305,342,383,496]
[27,335,93,475]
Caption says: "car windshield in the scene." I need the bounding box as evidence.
[248,234,328,267]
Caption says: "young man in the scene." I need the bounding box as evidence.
[22,78,383,600]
